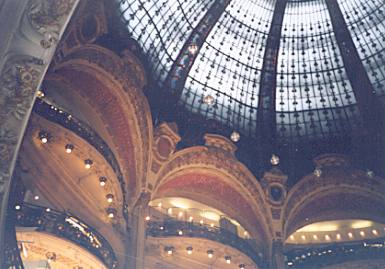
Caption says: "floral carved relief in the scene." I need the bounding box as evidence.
[0,56,45,192]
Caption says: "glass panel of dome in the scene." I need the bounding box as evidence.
[276,0,359,142]
[119,0,214,82]
[337,0,385,101]
[180,0,276,136]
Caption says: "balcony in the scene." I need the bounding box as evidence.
[285,239,385,268]
[146,219,265,268]
[13,203,118,268]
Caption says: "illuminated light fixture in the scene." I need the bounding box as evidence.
[290,235,295,240]
[239,264,246,269]
[325,234,331,241]
[15,205,21,210]
[34,195,39,200]
[200,219,204,225]
[203,94,215,105]
[360,231,365,237]
[178,211,183,218]
[230,131,240,142]
[107,208,116,219]
[312,234,318,240]
[225,256,231,264]
[106,194,114,203]
[178,230,183,236]
[36,89,45,98]
[84,159,93,169]
[168,208,173,215]
[210,223,215,227]
[287,262,293,266]
[348,232,353,239]
[38,131,49,144]
[336,233,341,240]
[313,167,322,177]
[186,246,193,255]
[45,208,51,212]
[46,252,56,263]
[372,229,378,236]
[188,43,198,55]
[99,177,107,187]
[158,202,162,208]
[65,144,74,153]
[367,170,374,178]
[165,246,174,255]
[207,250,214,258]
[159,226,164,230]
[145,216,151,221]
[189,216,193,222]
[301,235,306,240]
[270,154,280,166]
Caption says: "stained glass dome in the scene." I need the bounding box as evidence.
[118,0,385,144]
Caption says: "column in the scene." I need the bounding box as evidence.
[0,0,79,264]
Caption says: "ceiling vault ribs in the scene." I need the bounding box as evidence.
[162,0,232,115]
[256,0,288,168]
[324,0,381,129]
[324,0,384,168]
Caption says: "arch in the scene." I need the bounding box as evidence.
[47,44,153,202]
[153,146,272,248]
[284,168,385,239]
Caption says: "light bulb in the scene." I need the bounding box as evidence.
[84,159,93,169]
[186,247,193,255]
[207,250,214,258]
[106,194,114,203]
[65,144,74,153]
[99,177,107,187]
[188,43,198,55]
[38,131,49,144]
[107,208,116,219]
[230,131,240,142]
[203,94,215,105]
[271,154,280,165]
[225,256,231,264]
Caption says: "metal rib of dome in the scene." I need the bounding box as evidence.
[119,0,385,143]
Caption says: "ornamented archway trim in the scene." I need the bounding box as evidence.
[52,44,153,201]
[283,172,385,238]
[153,146,273,243]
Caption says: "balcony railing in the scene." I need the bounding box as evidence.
[285,239,385,268]
[146,220,266,268]
[13,203,118,268]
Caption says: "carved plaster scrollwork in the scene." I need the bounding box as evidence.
[0,56,44,191]
[28,0,76,47]
[0,0,79,262]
